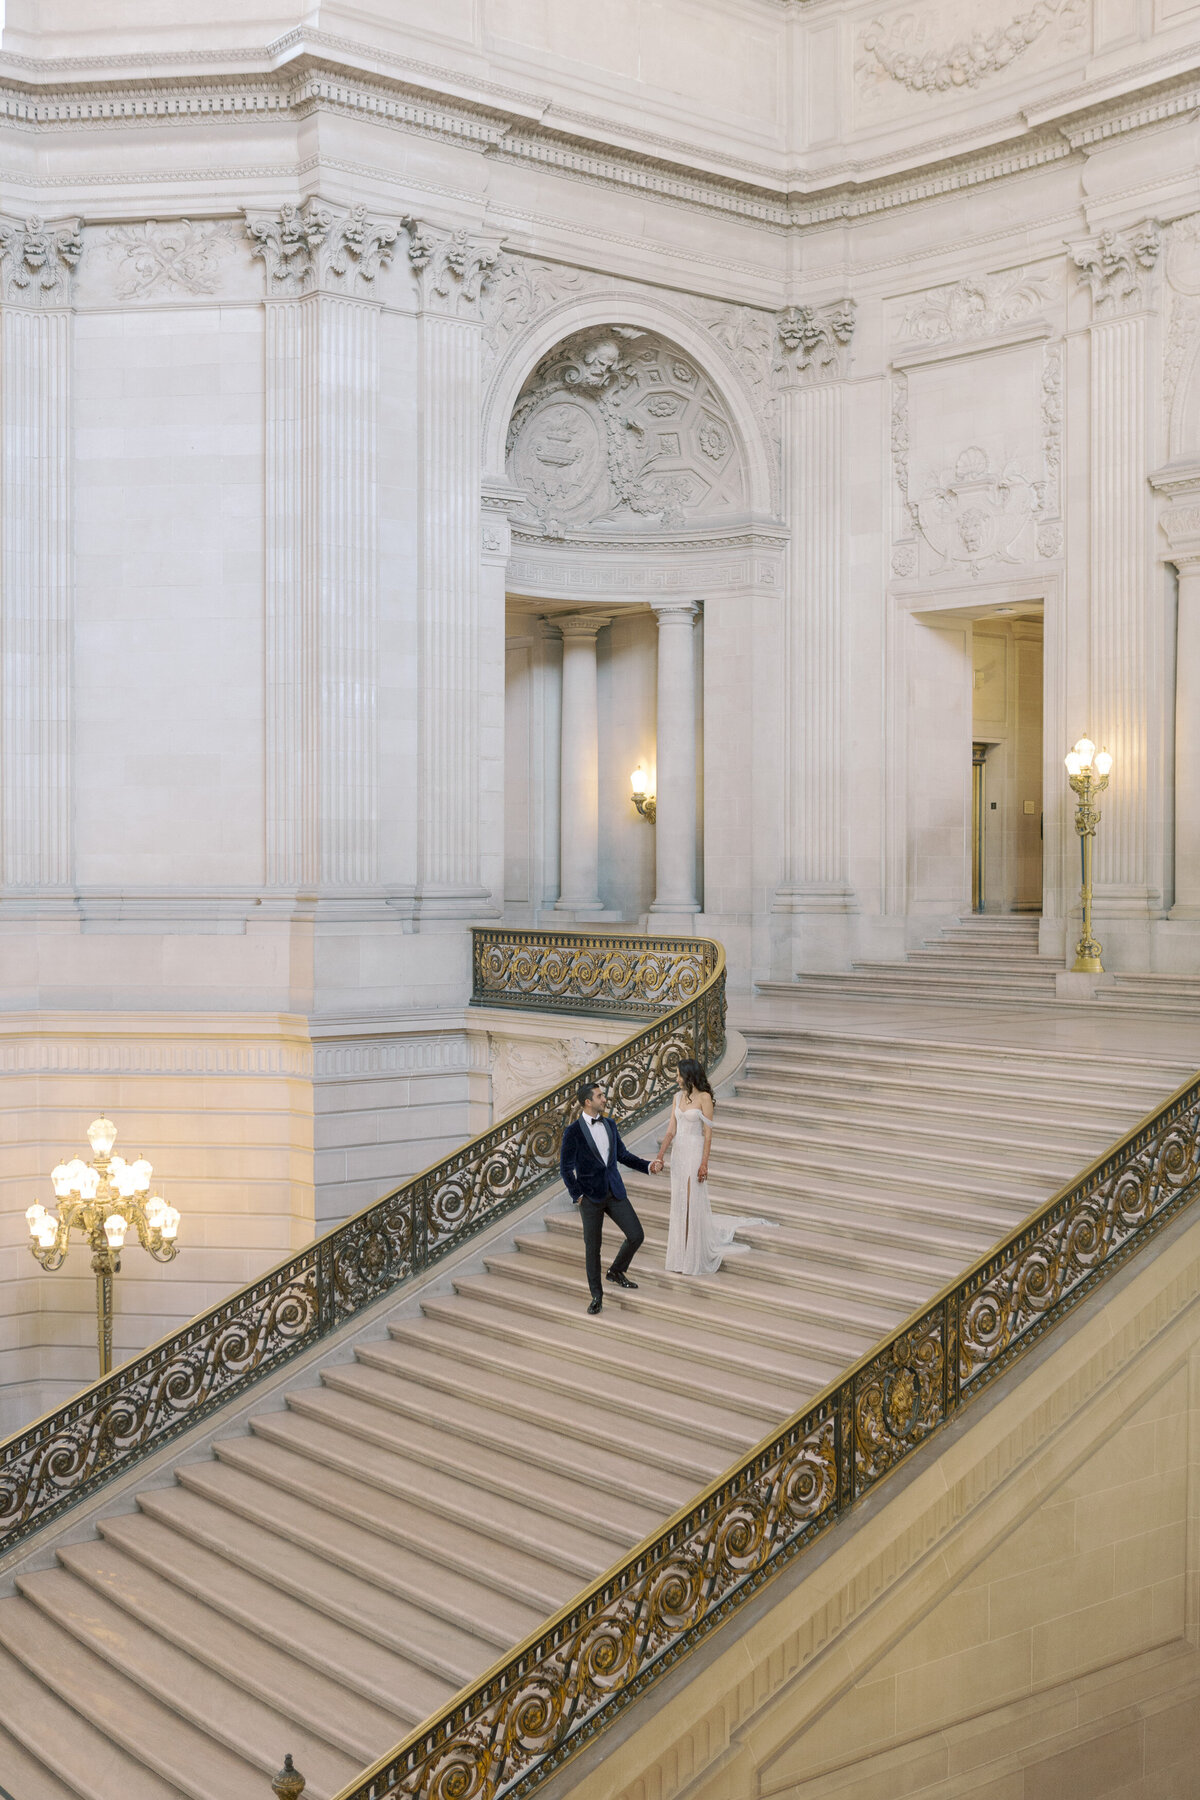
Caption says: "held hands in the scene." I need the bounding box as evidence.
[650,1156,665,1175]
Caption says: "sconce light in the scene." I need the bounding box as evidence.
[630,766,656,822]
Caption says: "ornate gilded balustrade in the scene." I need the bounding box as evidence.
[0,930,725,1556]
[329,1066,1200,1800]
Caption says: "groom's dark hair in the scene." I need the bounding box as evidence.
[576,1079,601,1108]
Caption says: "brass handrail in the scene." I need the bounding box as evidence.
[0,930,725,1556]
[329,1062,1200,1800]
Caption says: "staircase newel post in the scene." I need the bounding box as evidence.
[272,1753,305,1798]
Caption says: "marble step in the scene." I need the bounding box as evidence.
[515,1224,904,1337]
[4,999,1181,1800]
[724,1083,1140,1143]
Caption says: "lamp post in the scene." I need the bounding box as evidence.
[1064,737,1113,975]
[26,1115,180,1378]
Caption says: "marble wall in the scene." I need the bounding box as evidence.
[5,0,1200,1414]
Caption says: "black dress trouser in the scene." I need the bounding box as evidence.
[580,1193,645,1300]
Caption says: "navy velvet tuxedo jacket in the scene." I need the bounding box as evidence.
[560,1115,650,1205]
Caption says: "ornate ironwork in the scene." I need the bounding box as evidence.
[0,931,725,1556]
[328,1068,1200,1800]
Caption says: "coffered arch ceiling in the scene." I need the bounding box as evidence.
[504,326,749,537]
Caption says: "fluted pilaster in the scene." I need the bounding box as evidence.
[1088,315,1155,904]
[264,295,379,889]
[415,312,487,912]
[1,224,79,894]
[774,379,853,913]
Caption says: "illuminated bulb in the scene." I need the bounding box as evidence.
[110,1160,138,1199]
[144,1195,167,1230]
[130,1157,153,1194]
[160,1206,180,1242]
[630,766,647,796]
[25,1203,47,1235]
[103,1213,128,1249]
[78,1166,100,1201]
[87,1116,117,1157]
[1075,737,1095,770]
[64,1157,88,1191]
[1064,751,1082,777]
[36,1219,59,1249]
[1094,748,1113,778]
[50,1162,72,1198]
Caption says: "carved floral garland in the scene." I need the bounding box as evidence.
[860,0,1087,95]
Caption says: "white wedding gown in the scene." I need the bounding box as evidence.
[664,1101,767,1276]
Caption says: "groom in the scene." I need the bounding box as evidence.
[560,1080,658,1314]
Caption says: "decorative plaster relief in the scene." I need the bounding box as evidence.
[481,256,599,377]
[505,327,747,534]
[899,266,1056,344]
[1164,216,1200,434]
[245,198,401,298]
[1071,220,1162,314]
[776,300,856,383]
[489,1034,600,1119]
[1040,341,1063,548]
[913,444,1040,576]
[105,219,237,299]
[402,218,500,316]
[857,0,1087,99]
[245,197,331,295]
[0,214,83,304]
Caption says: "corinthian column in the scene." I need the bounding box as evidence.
[0,215,82,895]
[555,613,610,913]
[649,600,701,925]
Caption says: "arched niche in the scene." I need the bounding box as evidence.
[504,325,748,535]
[482,294,777,522]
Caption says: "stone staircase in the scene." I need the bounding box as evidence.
[0,1018,1193,1800]
[771,913,1062,1008]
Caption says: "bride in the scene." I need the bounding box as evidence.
[652,1059,764,1276]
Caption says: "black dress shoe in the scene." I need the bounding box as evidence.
[587,1296,603,1314]
[606,1271,638,1290]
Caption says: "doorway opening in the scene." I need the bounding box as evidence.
[971,609,1043,914]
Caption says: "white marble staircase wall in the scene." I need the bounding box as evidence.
[0,1012,316,1438]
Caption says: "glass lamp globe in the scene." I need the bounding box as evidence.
[160,1206,181,1242]
[1064,751,1082,776]
[130,1157,153,1194]
[103,1214,128,1249]
[1094,748,1113,777]
[630,766,648,796]
[50,1162,72,1198]
[144,1195,167,1230]
[1075,737,1095,769]
[87,1116,117,1158]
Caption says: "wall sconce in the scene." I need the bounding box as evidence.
[630,766,656,821]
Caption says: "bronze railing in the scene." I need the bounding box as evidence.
[0,930,725,1556]
[329,1065,1200,1800]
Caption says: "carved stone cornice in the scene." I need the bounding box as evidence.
[1150,460,1200,567]
[401,218,502,317]
[1070,220,1162,316]
[0,214,83,305]
[776,300,856,384]
[244,196,399,298]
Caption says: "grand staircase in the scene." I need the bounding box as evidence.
[773,913,1062,1007]
[1,977,1195,1798]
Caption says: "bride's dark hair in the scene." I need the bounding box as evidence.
[677,1059,714,1105]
